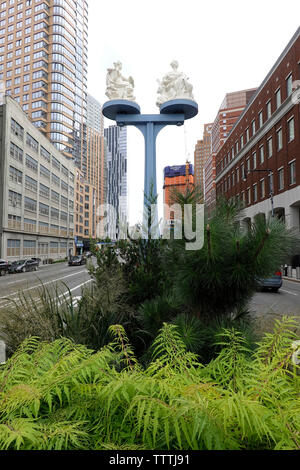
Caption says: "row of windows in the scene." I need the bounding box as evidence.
[8,189,71,221]
[10,121,75,181]
[6,238,71,257]
[9,166,74,208]
[221,160,296,196]
[220,116,295,172]
[219,73,296,173]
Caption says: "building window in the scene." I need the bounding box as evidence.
[288,117,295,142]
[25,175,37,193]
[258,111,263,128]
[260,179,265,199]
[39,202,49,216]
[9,166,22,184]
[25,154,38,173]
[247,188,251,205]
[278,167,284,191]
[266,100,271,119]
[276,128,283,150]
[251,120,256,136]
[275,88,281,109]
[286,74,293,97]
[246,128,249,142]
[24,196,37,213]
[289,160,296,185]
[7,239,21,257]
[26,133,39,152]
[246,157,250,172]
[11,118,24,140]
[268,173,274,195]
[253,184,258,202]
[10,142,23,163]
[259,145,264,164]
[8,190,22,208]
[252,152,257,169]
[267,137,273,158]
[236,167,239,183]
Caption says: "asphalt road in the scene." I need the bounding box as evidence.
[0,259,94,311]
[0,261,299,318]
[249,278,300,316]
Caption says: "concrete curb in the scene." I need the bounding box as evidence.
[282,276,300,284]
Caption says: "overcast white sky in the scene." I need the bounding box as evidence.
[87,0,300,226]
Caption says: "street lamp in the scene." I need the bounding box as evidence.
[242,168,274,218]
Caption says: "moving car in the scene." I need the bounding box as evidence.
[0,259,9,276]
[9,259,39,274]
[68,255,86,266]
[257,271,283,292]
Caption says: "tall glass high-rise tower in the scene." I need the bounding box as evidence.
[0,0,88,164]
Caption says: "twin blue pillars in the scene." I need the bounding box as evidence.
[102,98,198,238]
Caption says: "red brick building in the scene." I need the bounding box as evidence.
[215,28,300,238]
[204,89,257,213]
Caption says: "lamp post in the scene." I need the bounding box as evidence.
[102,99,198,238]
[242,168,274,218]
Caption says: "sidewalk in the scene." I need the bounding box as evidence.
[282,276,300,283]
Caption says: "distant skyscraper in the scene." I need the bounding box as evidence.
[104,125,127,240]
[87,94,104,135]
[163,162,194,233]
[0,0,88,165]
[211,89,257,155]
[194,123,212,193]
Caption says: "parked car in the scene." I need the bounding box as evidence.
[84,251,92,258]
[0,259,9,276]
[68,255,86,266]
[257,271,283,292]
[9,259,39,274]
[30,257,42,266]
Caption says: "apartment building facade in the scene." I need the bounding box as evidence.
[0,0,88,165]
[194,123,212,193]
[74,167,97,253]
[163,162,194,234]
[104,125,127,240]
[215,28,300,239]
[0,95,75,261]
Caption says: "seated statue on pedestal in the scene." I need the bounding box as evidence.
[156,60,194,107]
[105,61,136,101]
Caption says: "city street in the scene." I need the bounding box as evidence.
[0,260,94,312]
[0,260,299,319]
[249,278,300,316]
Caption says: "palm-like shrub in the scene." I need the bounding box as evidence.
[166,193,299,320]
[0,317,299,450]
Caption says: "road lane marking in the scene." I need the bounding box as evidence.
[0,268,87,300]
[0,279,93,310]
[280,289,298,296]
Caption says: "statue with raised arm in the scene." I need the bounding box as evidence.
[105,61,136,101]
[156,60,194,107]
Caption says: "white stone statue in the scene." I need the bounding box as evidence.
[156,60,194,107]
[105,61,136,101]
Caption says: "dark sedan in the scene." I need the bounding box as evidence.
[9,259,39,274]
[0,259,9,276]
[68,255,86,266]
[257,271,283,292]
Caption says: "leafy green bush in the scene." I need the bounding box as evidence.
[0,317,299,450]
